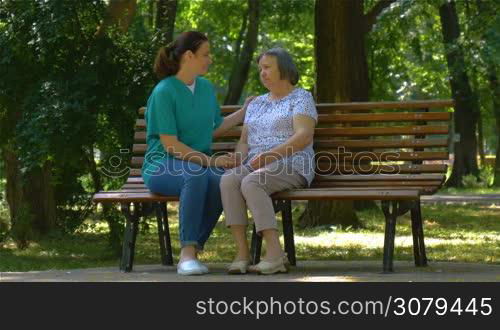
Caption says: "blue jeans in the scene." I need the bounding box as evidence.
[145,157,224,250]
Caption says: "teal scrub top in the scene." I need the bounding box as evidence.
[141,76,224,185]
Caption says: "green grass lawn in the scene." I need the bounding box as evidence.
[0,202,498,272]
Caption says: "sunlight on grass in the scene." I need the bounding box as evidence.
[0,202,498,271]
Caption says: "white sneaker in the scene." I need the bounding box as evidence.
[177,260,208,276]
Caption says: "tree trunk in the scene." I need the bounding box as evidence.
[155,0,178,45]
[95,0,137,38]
[223,0,260,105]
[439,1,480,187]
[488,68,500,186]
[85,146,122,255]
[233,7,249,62]
[315,0,369,102]
[477,115,485,167]
[464,0,485,168]
[148,0,154,30]
[301,0,369,228]
[3,146,56,247]
[301,0,395,228]
[474,0,500,185]
[3,147,27,247]
[25,162,57,235]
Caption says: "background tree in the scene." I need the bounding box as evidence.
[155,0,178,45]
[224,0,260,105]
[0,0,152,248]
[299,0,396,228]
[439,0,480,187]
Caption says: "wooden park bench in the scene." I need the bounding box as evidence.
[93,99,454,273]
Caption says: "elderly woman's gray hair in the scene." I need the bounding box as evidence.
[257,48,299,85]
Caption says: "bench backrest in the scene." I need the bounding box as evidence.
[129,100,453,195]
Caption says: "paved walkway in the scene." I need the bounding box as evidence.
[1,260,499,282]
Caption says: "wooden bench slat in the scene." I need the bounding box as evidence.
[273,189,420,200]
[318,112,451,123]
[105,186,438,194]
[138,100,454,116]
[135,113,453,130]
[316,151,449,162]
[134,125,450,143]
[93,189,420,203]
[314,138,449,149]
[215,100,454,115]
[133,142,237,154]
[93,192,177,202]
[132,139,450,155]
[315,125,449,137]
[129,164,448,177]
[125,174,445,185]
[314,174,445,182]
[131,152,448,168]
[311,180,442,187]
[122,183,147,189]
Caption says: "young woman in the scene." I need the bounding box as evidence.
[143,31,253,275]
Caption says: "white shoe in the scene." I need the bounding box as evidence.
[227,260,250,274]
[248,256,289,275]
[177,260,209,276]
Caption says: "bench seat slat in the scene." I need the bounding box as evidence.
[124,174,445,185]
[93,189,420,203]
[104,186,437,194]
[312,180,442,187]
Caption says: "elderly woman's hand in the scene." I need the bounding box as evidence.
[248,152,280,171]
[213,155,238,168]
[225,152,244,167]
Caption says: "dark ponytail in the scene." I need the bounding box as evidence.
[153,31,209,80]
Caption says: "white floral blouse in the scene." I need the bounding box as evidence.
[243,87,318,186]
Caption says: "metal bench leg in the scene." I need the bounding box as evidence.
[282,200,296,266]
[250,224,262,265]
[410,200,422,266]
[154,202,167,265]
[155,202,173,266]
[120,202,140,272]
[411,200,427,267]
[381,201,397,273]
[160,203,173,265]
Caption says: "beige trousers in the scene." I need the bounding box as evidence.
[220,161,307,233]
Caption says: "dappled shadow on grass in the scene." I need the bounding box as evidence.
[1,202,499,271]
[0,232,119,272]
[426,242,499,263]
[294,244,410,261]
[418,204,500,235]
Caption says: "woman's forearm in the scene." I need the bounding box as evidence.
[160,135,214,167]
[213,108,245,138]
[250,131,313,169]
[234,142,249,161]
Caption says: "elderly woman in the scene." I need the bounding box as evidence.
[220,48,317,275]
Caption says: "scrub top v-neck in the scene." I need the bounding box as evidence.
[141,76,224,185]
